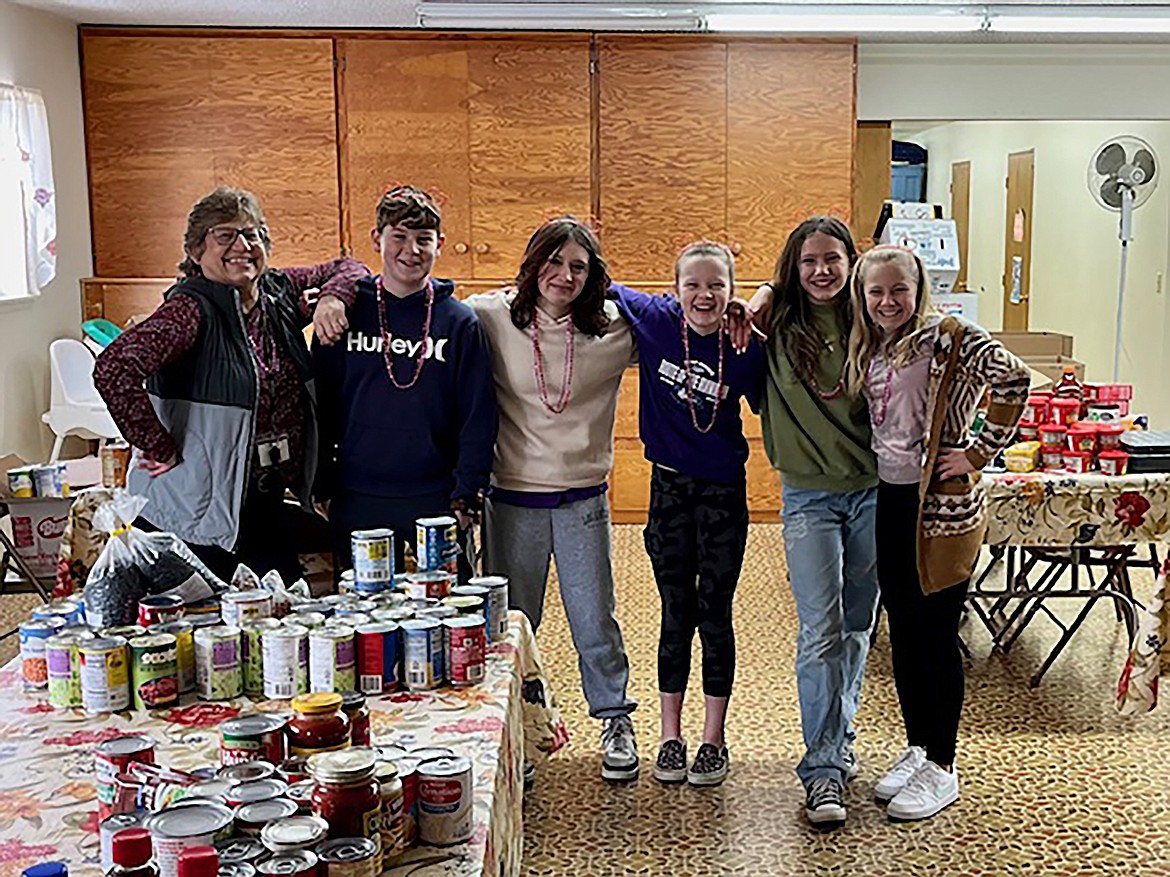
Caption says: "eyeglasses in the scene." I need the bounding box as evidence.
[206,226,269,247]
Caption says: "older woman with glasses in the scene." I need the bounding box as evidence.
[94,186,365,582]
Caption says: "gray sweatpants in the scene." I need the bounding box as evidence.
[483,493,636,719]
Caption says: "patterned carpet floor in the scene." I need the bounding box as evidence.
[2,524,1168,875]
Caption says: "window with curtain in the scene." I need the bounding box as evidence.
[0,84,56,301]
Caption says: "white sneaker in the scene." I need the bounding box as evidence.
[874,745,926,802]
[600,715,639,782]
[886,761,959,821]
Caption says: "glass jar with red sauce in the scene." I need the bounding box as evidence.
[288,692,351,757]
[341,690,371,747]
[309,749,382,868]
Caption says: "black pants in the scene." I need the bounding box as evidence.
[644,465,748,698]
[877,480,970,766]
[330,488,471,583]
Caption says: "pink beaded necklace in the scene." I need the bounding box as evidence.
[532,308,575,415]
[376,278,435,391]
[867,354,896,427]
[680,315,725,434]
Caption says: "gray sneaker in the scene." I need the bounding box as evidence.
[600,715,639,782]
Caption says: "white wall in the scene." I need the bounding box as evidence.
[0,0,91,461]
[909,120,1170,427]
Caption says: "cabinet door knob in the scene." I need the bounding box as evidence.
[453,242,469,255]
[474,242,491,255]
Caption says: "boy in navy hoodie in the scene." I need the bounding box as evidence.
[314,186,498,575]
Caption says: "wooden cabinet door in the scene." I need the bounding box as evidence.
[466,39,592,280]
[727,42,855,282]
[597,37,727,284]
[340,39,473,278]
[83,35,339,277]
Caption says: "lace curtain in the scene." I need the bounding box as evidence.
[0,84,56,300]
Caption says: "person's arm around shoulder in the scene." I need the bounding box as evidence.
[280,258,370,344]
[451,311,500,528]
[93,294,202,477]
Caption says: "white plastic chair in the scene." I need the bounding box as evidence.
[40,338,122,462]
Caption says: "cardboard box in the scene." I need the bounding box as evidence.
[1026,356,1086,388]
[1,453,74,578]
[991,330,1074,359]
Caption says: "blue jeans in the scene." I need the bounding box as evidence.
[781,485,879,787]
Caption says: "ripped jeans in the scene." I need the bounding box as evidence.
[781,485,879,787]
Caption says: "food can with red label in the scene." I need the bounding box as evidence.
[355,622,400,695]
[390,756,419,846]
[146,801,235,877]
[406,571,454,602]
[443,615,486,687]
[95,733,157,820]
[100,811,146,872]
[417,755,473,846]
[137,595,185,628]
[219,712,289,767]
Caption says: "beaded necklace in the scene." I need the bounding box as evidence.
[680,316,725,434]
[376,278,435,391]
[532,308,575,415]
[867,353,896,426]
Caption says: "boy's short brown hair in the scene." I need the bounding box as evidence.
[375,185,442,233]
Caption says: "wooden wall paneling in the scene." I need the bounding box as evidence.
[746,438,782,521]
[208,39,340,269]
[467,39,593,279]
[597,37,727,283]
[853,120,893,251]
[340,39,473,278]
[83,36,217,277]
[81,277,173,327]
[727,42,856,281]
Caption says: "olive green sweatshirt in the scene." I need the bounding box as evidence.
[759,303,877,492]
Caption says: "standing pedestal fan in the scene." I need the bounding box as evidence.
[1087,136,1159,381]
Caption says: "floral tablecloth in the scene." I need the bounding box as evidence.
[983,472,1170,713]
[0,610,568,877]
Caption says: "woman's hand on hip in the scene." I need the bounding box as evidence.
[935,448,977,481]
[313,294,350,346]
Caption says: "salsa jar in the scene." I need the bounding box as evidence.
[308,749,382,870]
[288,692,350,757]
[341,691,371,747]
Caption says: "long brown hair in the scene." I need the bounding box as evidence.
[769,216,857,384]
[510,217,612,337]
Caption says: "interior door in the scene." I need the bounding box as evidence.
[1002,150,1034,330]
[852,120,893,252]
[950,160,972,291]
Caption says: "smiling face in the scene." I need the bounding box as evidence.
[193,217,269,289]
[798,231,850,304]
[373,222,443,296]
[862,257,920,335]
[536,240,591,319]
[677,253,732,335]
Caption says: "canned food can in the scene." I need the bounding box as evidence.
[318,837,379,877]
[415,516,459,576]
[444,615,486,687]
[20,617,67,690]
[6,465,35,497]
[467,575,509,643]
[220,713,289,767]
[417,755,473,846]
[95,733,156,820]
[355,622,400,694]
[309,625,356,693]
[100,811,146,872]
[257,850,318,876]
[375,761,407,859]
[101,441,132,488]
[137,594,185,628]
[352,529,394,590]
[32,598,86,628]
[225,778,289,809]
[338,569,355,596]
[407,746,454,762]
[406,571,454,602]
[150,621,196,694]
[262,623,309,701]
[442,593,484,616]
[392,756,419,846]
[221,591,274,628]
[371,607,413,626]
[216,837,269,867]
[278,757,311,785]
[286,779,314,813]
[221,862,258,877]
[401,618,443,691]
[146,801,235,877]
[129,633,181,710]
[102,624,147,640]
[32,462,69,497]
[219,761,276,785]
[195,626,243,701]
[47,628,96,708]
[241,618,283,697]
[80,635,131,714]
[235,797,299,836]
[260,815,330,853]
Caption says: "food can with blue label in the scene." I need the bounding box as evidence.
[352,529,394,591]
[401,618,443,691]
[33,598,86,628]
[415,516,458,576]
[20,616,67,690]
[356,621,400,694]
[467,576,509,644]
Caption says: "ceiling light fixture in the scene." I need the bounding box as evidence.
[416,3,703,31]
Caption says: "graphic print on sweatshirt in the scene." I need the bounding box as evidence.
[344,329,449,363]
[656,355,730,420]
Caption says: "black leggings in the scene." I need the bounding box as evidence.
[877,480,970,766]
[644,465,748,698]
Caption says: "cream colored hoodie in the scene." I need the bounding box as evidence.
[466,289,636,492]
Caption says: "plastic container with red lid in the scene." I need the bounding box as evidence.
[1016,421,1039,442]
[1023,396,1051,423]
[1039,423,1068,449]
[1050,397,1082,426]
[1067,422,1098,453]
[1099,449,1130,476]
[1064,450,1094,474]
[1097,424,1125,451]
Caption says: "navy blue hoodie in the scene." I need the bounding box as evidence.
[314,276,498,503]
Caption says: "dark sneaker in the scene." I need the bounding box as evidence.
[600,715,639,782]
[523,759,536,793]
[805,775,847,826]
[653,738,687,783]
[686,743,729,787]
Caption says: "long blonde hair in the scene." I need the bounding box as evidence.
[845,246,936,397]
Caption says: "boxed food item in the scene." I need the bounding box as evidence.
[1,454,73,578]
[1004,441,1042,473]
